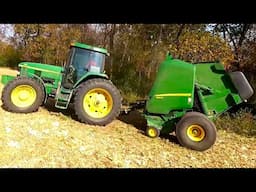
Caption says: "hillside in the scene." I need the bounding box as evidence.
[0,68,255,168]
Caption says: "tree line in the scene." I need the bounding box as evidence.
[0,24,255,103]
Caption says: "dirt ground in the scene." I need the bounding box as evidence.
[0,67,255,168]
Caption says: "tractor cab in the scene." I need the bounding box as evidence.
[62,42,109,89]
[56,42,110,109]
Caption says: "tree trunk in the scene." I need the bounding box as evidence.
[109,24,116,79]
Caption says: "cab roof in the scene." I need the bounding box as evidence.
[70,42,109,55]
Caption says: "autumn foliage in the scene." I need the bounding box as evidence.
[0,24,255,102]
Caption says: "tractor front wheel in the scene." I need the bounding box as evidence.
[1,77,45,113]
[175,112,217,151]
[73,78,121,126]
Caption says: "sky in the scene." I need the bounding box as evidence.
[0,24,14,37]
[0,24,14,44]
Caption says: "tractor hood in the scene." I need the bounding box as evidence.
[18,62,63,75]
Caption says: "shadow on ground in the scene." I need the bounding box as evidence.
[42,100,179,145]
[118,110,147,132]
[43,98,79,121]
[118,110,179,145]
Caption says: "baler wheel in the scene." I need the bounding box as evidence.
[146,127,160,138]
[175,112,217,151]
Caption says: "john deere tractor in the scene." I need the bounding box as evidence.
[1,42,122,126]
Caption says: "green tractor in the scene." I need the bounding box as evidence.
[1,42,122,126]
[127,54,254,151]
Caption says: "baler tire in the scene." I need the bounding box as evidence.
[182,111,216,128]
[175,112,217,151]
[146,127,160,138]
[1,77,45,113]
[74,78,121,126]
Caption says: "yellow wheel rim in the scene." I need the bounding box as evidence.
[83,88,113,118]
[147,127,158,138]
[187,124,205,142]
[11,85,37,108]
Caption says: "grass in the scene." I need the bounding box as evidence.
[215,109,256,137]
[120,91,145,104]
[0,67,19,76]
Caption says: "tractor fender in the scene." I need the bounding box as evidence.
[28,73,48,104]
[73,72,109,88]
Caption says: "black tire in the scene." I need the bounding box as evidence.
[1,77,45,113]
[182,111,216,128]
[175,112,217,151]
[146,127,160,138]
[74,78,121,126]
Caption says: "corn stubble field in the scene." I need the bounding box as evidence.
[0,68,255,168]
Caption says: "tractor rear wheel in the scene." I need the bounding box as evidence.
[1,77,45,113]
[73,78,121,126]
[175,112,217,151]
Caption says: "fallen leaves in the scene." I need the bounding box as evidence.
[0,81,256,168]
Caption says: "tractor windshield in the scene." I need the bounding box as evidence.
[70,47,105,80]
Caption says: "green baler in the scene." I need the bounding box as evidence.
[142,54,254,151]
